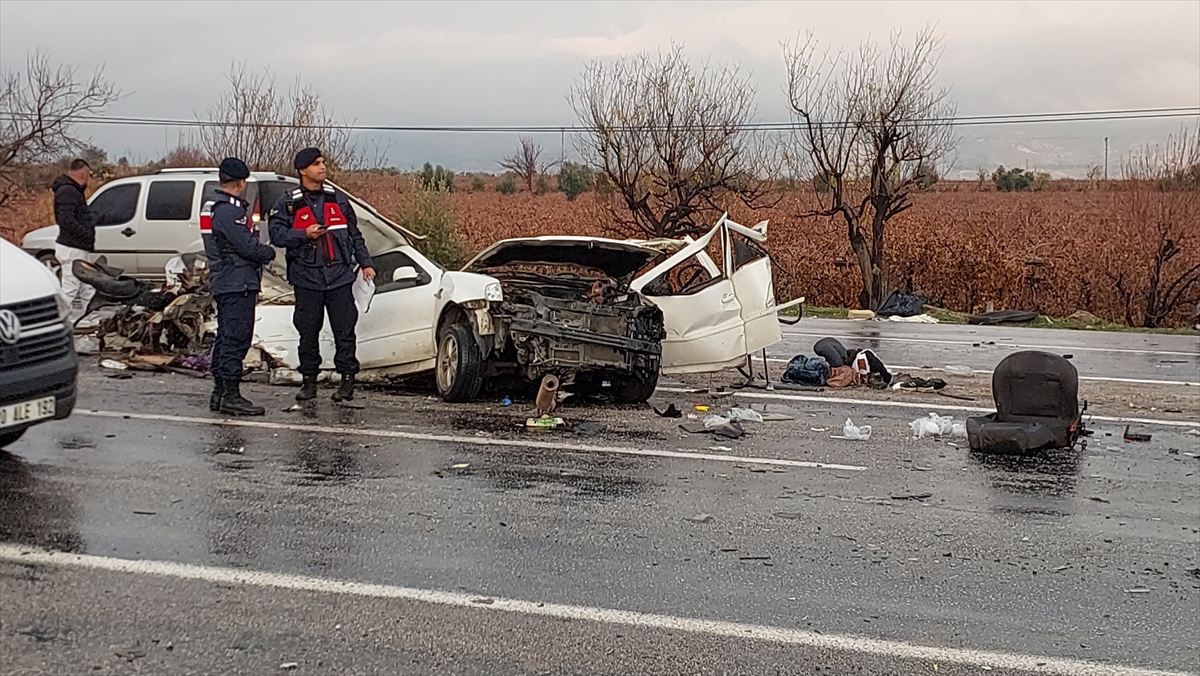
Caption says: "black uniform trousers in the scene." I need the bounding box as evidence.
[294,283,360,378]
[212,290,258,382]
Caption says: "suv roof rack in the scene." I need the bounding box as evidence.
[156,167,218,174]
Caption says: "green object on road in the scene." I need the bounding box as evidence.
[526,415,564,429]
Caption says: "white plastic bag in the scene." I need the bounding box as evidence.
[842,418,872,440]
[703,415,732,429]
[910,413,964,439]
[352,270,376,313]
[943,364,974,377]
[909,416,941,439]
[728,407,764,423]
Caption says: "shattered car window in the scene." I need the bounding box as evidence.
[732,232,769,271]
[641,259,718,297]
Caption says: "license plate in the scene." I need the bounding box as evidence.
[0,397,56,429]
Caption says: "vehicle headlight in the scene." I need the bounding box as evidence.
[55,291,71,322]
[484,282,503,302]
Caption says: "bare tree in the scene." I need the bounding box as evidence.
[198,63,358,174]
[569,43,778,239]
[785,28,956,310]
[499,137,555,193]
[1107,127,1200,327]
[0,50,119,207]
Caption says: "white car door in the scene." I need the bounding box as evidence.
[354,247,439,369]
[88,180,144,273]
[138,178,203,274]
[727,219,786,355]
[631,222,748,374]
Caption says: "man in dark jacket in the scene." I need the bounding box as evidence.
[203,157,277,416]
[51,159,96,324]
[269,148,375,402]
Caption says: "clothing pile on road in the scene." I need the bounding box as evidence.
[781,337,892,389]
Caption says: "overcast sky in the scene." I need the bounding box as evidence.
[1,0,1197,174]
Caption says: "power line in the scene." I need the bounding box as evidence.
[0,106,1196,133]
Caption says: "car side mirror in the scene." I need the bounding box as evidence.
[392,266,419,283]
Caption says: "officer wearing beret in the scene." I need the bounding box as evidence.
[268,148,375,402]
[202,157,277,416]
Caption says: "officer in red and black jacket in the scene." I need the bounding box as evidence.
[268,148,375,403]
[202,157,276,417]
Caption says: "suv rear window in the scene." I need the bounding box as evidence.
[146,180,196,220]
[91,183,140,227]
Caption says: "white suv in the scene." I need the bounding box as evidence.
[23,168,299,277]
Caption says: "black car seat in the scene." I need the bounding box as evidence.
[967,351,1082,454]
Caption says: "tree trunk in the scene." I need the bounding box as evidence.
[844,212,873,310]
[869,207,887,311]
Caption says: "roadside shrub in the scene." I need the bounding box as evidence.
[557,162,593,201]
[400,183,467,269]
[419,162,455,192]
[992,166,1033,192]
[495,174,517,195]
[469,174,487,192]
[914,163,940,192]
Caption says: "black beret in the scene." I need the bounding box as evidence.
[293,147,323,172]
[218,157,250,180]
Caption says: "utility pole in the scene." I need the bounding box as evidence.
[1104,136,1109,181]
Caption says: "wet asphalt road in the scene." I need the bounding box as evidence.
[1,339,1199,674]
[772,319,1200,384]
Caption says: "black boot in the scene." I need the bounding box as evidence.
[219,381,265,417]
[209,378,225,412]
[332,374,356,402]
[296,376,318,401]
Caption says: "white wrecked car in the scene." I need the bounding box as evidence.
[459,214,804,402]
[253,212,801,403]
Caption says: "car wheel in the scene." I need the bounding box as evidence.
[37,252,62,280]
[436,321,485,403]
[0,428,27,449]
[614,370,660,404]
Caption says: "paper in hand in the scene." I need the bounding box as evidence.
[352,270,375,313]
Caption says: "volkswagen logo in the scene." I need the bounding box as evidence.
[0,309,20,345]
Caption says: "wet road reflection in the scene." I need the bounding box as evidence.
[0,451,83,553]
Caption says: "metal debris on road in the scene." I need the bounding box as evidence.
[684,514,714,524]
[653,403,683,418]
[1123,426,1152,443]
[890,493,933,501]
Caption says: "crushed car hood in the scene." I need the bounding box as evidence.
[463,237,665,282]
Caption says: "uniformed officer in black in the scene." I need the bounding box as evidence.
[202,157,277,416]
[269,148,375,402]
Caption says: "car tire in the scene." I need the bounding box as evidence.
[0,428,27,449]
[614,371,660,404]
[37,252,62,280]
[436,321,485,403]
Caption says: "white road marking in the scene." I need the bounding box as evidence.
[780,330,1199,358]
[0,545,1188,676]
[657,388,1200,428]
[76,410,866,472]
[754,357,1200,387]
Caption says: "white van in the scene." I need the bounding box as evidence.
[0,239,78,448]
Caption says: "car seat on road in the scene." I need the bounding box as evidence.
[967,351,1084,454]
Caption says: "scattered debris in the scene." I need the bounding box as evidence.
[470,597,496,605]
[132,510,157,516]
[451,463,470,470]
[1123,588,1152,594]
[758,412,796,422]
[890,493,933,501]
[728,407,764,423]
[280,661,299,670]
[773,512,804,520]
[738,555,772,561]
[910,413,968,440]
[100,359,128,371]
[942,365,974,377]
[653,403,683,418]
[1085,496,1111,504]
[835,418,872,441]
[684,514,714,524]
[283,404,303,412]
[1123,426,1152,443]
[526,415,564,430]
